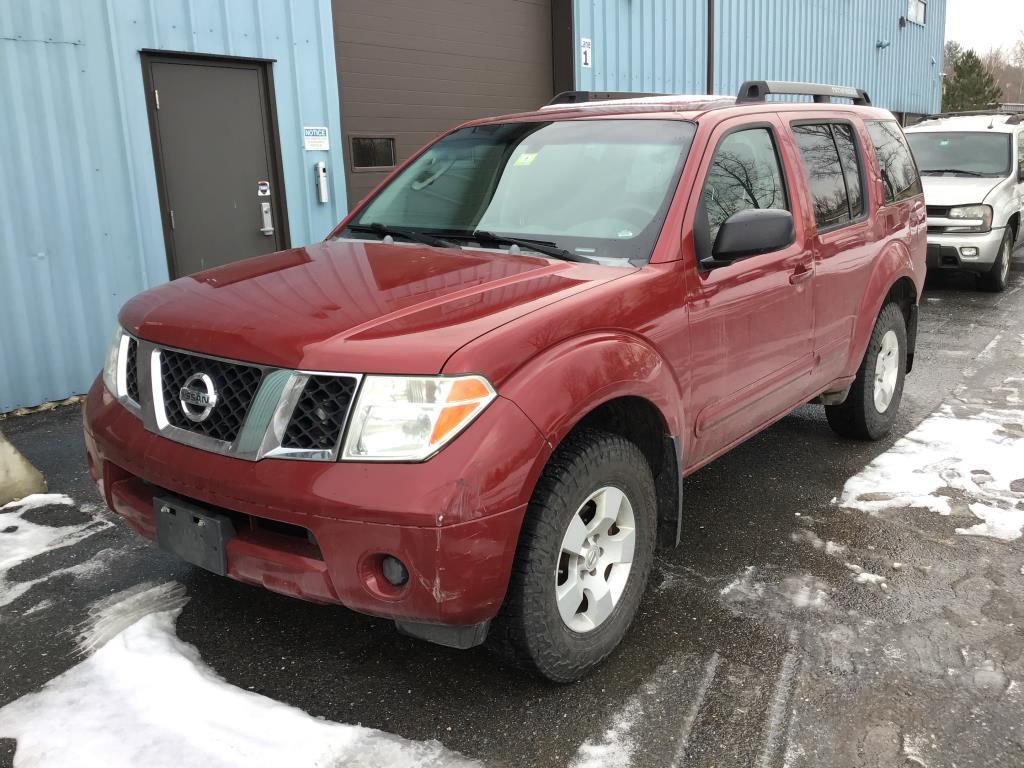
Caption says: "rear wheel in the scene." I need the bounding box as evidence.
[490,429,656,682]
[979,228,1012,293]
[826,302,907,440]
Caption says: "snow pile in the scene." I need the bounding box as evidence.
[838,405,1024,541]
[0,585,480,768]
[0,493,111,606]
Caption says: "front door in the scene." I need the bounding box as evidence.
[142,53,288,277]
[684,117,816,466]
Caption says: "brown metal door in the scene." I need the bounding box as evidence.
[143,54,288,277]
[333,0,554,208]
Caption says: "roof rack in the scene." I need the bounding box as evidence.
[918,109,1023,124]
[737,80,871,106]
[546,90,666,106]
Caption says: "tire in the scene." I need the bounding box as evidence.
[826,302,907,441]
[490,428,657,683]
[978,228,1012,293]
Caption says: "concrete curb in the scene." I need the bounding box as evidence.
[0,429,47,506]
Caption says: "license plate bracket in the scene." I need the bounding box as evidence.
[154,495,236,576]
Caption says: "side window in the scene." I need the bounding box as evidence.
[1018,132,1024,177]
[793,124,851,229]
[700,127,789,246]
[791,122,865,230]
[833,124,864,219]
[866,120,923,205]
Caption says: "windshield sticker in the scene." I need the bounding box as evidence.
[514,152,538,166]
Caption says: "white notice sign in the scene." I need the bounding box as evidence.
[303,127,329,151]
[580,37,592,68]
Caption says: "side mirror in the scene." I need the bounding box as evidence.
[703,208,795,268]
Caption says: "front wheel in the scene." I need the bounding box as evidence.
[490,429,656,682]
[826,302,908,441]
[978,228,1013,293]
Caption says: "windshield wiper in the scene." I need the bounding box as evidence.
[920,168,986,177]
[346,223,456,249]
[438,230,599,264]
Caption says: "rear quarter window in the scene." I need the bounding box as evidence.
[866,120,922,205]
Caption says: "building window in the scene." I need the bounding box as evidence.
[907,0,926,25]
[351,137,397,171]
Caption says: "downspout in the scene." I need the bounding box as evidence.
[706,0,715,95]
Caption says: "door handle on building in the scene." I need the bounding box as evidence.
[259,201,275,236]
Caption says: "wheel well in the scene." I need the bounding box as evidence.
[1009,212,1020,243]
[885,277,918,373]
[570,396,681,548]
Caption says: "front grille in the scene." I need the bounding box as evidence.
[159,349,264,443]
[926,205,951,218]
[125,337,140,404]
[282,375,358,451]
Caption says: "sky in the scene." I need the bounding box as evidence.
[945,0,1024,54]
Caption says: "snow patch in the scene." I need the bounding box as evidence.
[0,492,73,513]
[838,404,1024,540]
[720,565,764,600]
[0,494,111,606]
[78,581,189,654]
[0,594,479,768]
[955,502,1024,541]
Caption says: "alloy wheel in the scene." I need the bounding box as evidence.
[555,486,636,633]
[873,329,900,413]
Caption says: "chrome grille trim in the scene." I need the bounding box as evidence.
[127,338,362,462]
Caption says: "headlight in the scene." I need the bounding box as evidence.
[341,375,496,461]
[946,204,992,233]
[102,326,128,397]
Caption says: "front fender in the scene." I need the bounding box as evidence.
[496,331,684,448]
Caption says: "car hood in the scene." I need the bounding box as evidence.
[120,239,630,374]
[919,175,1004,208]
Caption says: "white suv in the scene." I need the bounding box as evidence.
[906,112,1024,291]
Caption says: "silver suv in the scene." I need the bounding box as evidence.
[906,112,1024,291]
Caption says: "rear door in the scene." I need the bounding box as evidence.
[684,115,816,465]
[787,116,875,384]
[143,54,289,277]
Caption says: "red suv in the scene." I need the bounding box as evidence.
[84,81,925,681]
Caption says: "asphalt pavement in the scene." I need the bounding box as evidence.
[2,250,1023,768]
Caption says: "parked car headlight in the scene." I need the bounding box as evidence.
[341,375,496,461]
[946,204,993,233]
[102,326,128,397]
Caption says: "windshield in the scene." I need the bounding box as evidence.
[906,132,1012,177]
[343,119,697,264]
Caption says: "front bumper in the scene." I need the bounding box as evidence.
[926,227,1005,271]
[83,378,549,629]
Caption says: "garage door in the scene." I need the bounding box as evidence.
[333,0,554,208]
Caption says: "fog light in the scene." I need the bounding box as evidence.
[960,247,980,259]
[382,555,409,586]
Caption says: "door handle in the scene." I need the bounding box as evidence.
[259,201,275,236]
[789,265,813,285]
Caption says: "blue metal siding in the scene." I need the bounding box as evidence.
[574,0,946,115]
[574,0,707,94]
[0,0,347,412]
[715,0,945,115]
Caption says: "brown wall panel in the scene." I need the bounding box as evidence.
[334,0,553,207]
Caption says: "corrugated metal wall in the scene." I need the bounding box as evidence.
[0,0,347,412]
[573,0,708,93]
[574,0,946,115]
[714,0,945,114]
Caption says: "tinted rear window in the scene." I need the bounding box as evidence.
[866,121,922,204]
[793,124,851,229]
